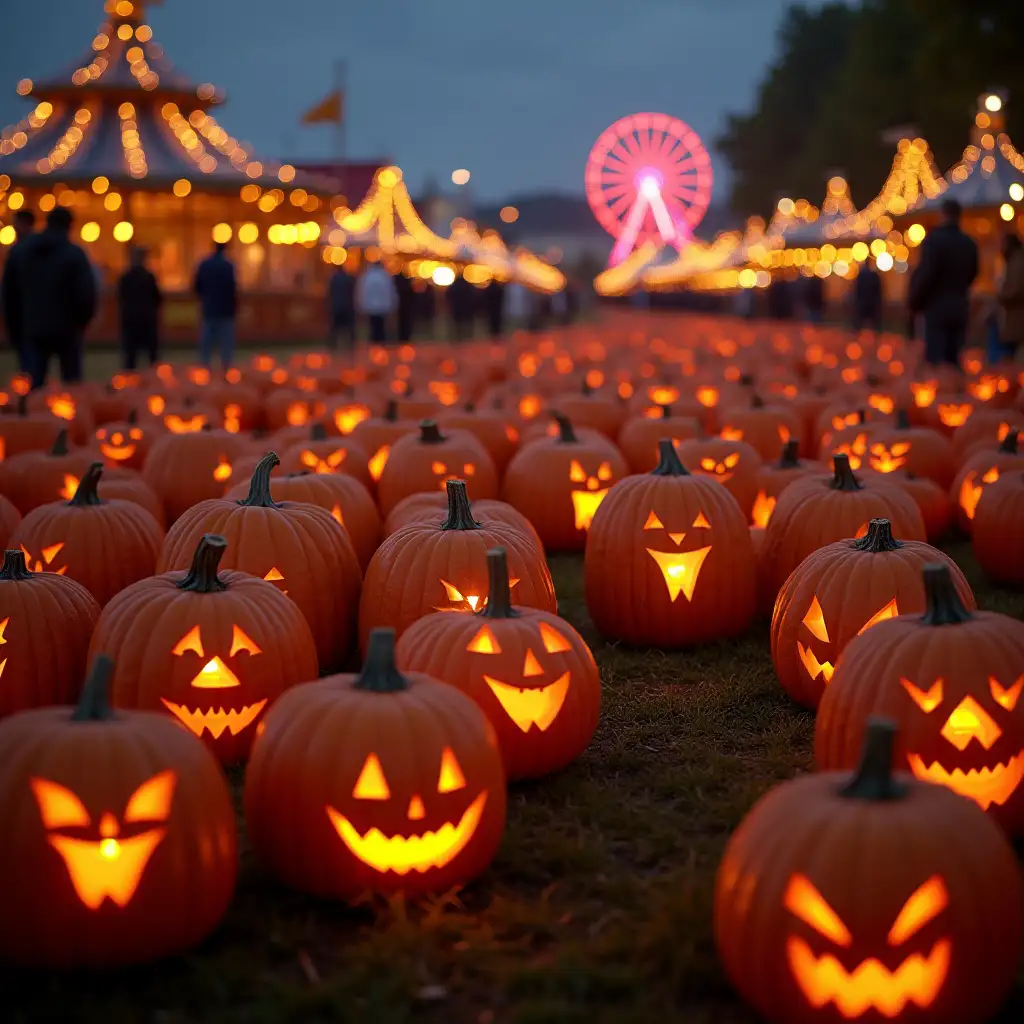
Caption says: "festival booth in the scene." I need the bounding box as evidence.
[0,0,345,343]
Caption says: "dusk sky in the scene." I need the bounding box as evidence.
[1,0,812,202]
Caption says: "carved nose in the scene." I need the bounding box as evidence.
[407,795,425,820]
[668,532,686,546]
[941,697,1001,751]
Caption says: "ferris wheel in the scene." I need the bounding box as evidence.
[585,112,714,265]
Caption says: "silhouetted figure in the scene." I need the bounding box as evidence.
[484,278,506,337]
[355,263,397,344]
[909,199,979,367]
[9,207,96,388]
[194,241,238,368]
[328,265,357,351]
[998,233,1024,364]
[802,273,825,323]
[448,272,476,341]
[766,275,796,320]
[853,260,883,333]
[395,271,416,342]
[1,209,37,372]
[117,246,162,370]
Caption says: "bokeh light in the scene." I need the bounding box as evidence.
[451,169,471,186]
[113,221,134,243]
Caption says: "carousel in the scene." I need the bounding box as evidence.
[0,0,345,342]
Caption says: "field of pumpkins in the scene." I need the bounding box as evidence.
[1,313,1023,1023]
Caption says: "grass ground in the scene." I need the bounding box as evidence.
[4,539,1023,1024]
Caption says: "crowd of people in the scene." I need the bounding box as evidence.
[1,199,1021,386]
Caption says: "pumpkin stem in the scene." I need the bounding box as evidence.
[354,629,409,693]
[440,479,480,531]
[651,438,690,476]
[896,408,911,430]
[658,404,672,419]
[553,413,578,444]
[127,408,138,425]
[0,549,33,581]
[50,427,70,456]
[839,718,907,800]
[68,462,104,506]
[383,399,399,422]
[830,454,863,492]
[481,547,518,619]
[177,534,229,593]
[310,422,328,442]
[999,428,1019,454]
[239,452,281,508]
[921,562,972,625]
[420,420,445,444]
[778,440,800,467]
[16,394,28,417]
[853,518,901,552]
[72,655,116,722]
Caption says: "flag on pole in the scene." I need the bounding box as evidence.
[301,90,343,125]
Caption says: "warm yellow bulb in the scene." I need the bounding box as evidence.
[212,223,233,244]
[451,168,471,186]
[104,193,122,211]
[80,222,101,243]
[1011,183,1024,203]
[113,221,134,243]
[1000,203,1015,222]
[985,94,1003,113]
[173,178,191,198]
[237,222,259,244]
[7,192,24,211]
[0,226,16,246]
[117,24,133,41]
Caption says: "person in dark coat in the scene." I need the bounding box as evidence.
[483,277,506,337]
[909,199,979,367]
[448,271,477,341]
[802,273,825,323]
[7,207,96,388]
[117,246,162,370]
[766,274,796,320]
[193,241,238,368]
[395,270,416,342]
[0,209,37,372]
[853,259,884,332]
[327,266,357,351]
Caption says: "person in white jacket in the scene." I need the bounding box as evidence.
[355,262,398,343]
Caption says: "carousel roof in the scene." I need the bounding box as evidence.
[0,0,339,196]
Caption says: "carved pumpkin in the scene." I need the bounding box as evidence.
[244,628,506,900]
[771,520,975,709]
[438,405,521,474]
[158,454,361,673]
[349,400,417,486]
[973,469,1024,585]
[398,548,599,780]
[278,422,373,490]
[616,405,701,474]
[717,395,802,461]
[141,428,249,524]
[949,430,1023,534]
[225,470,381,571]
[717,719,1022,1024]
[750,440,820,529]
[0,493,20,550]
[377,420,498,516]
[384,491,543,553]
[92,534,316,763]
[760,455,926,603]
[26,386,95,446]
[9,463,163,606]
[360,480,555,653]
[550,382,629,440]
[863,410,956,487]
[0,548,100,718]
[0,428,99,514]
[263,388,326,433]
[676,437,763,518]
[888,472,953,544]
[94,411,150,471]
[0,396,64,460]
[585,440,756,647]
[502,415,629,552]
[0,655,237,965]
[951,411,1022,465]
[322,395,373,437]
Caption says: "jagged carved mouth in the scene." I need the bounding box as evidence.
[906,751,1024,810]
[161,699,268,739]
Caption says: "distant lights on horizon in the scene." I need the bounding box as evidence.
[451,168,471,186]
[984,94,1003,113]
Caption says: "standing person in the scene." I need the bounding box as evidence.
[483,276,506,337]
[355,261,397,344]
[998,233,1024,364]
[117,247,162,370]
[909,199,979,368]
[802,272,825,323]
[766,274,796,320]
[395,270,416,342]
[193,241,237,368]
[504,280,532,331]
[1,208,37,372]
[9,207,96,388]
[448,270,476,341]
[852,259,883,333]
[327,264,357,351]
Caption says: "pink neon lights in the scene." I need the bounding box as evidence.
[585,113,714,266]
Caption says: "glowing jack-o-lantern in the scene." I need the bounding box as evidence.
[163,412,208,434]
[585,440,757,648]
[96,423,146,469]
[20,541,68,575]
[30,771,176,910]
[717,719,1024,1024]
[772,519,974,710]
[568,457,613,530]
[817,563,1024,834]
[243,628,507,898]
[869,441,911,474]
[397,548,600,779]
[300,448,347,474]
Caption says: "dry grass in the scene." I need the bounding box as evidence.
[4,539,1023,1023]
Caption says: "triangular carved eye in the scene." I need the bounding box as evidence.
[692,512,711,528]
[172,625,204,657]
[353,754,390,800]
[802,597,829,643]
[643,510,664,530]
[467,625,501,654]
[858,598,899,635]
[539,621,571,654]
[784,874,852,946]
[900,676,943,713]
[990,675,1024,711]
[569,460,586,483]
[230,625,262,657]
[887,876,948,946]
[123,771,177,823]
[438,748,466,793]
[30,778,91,829]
